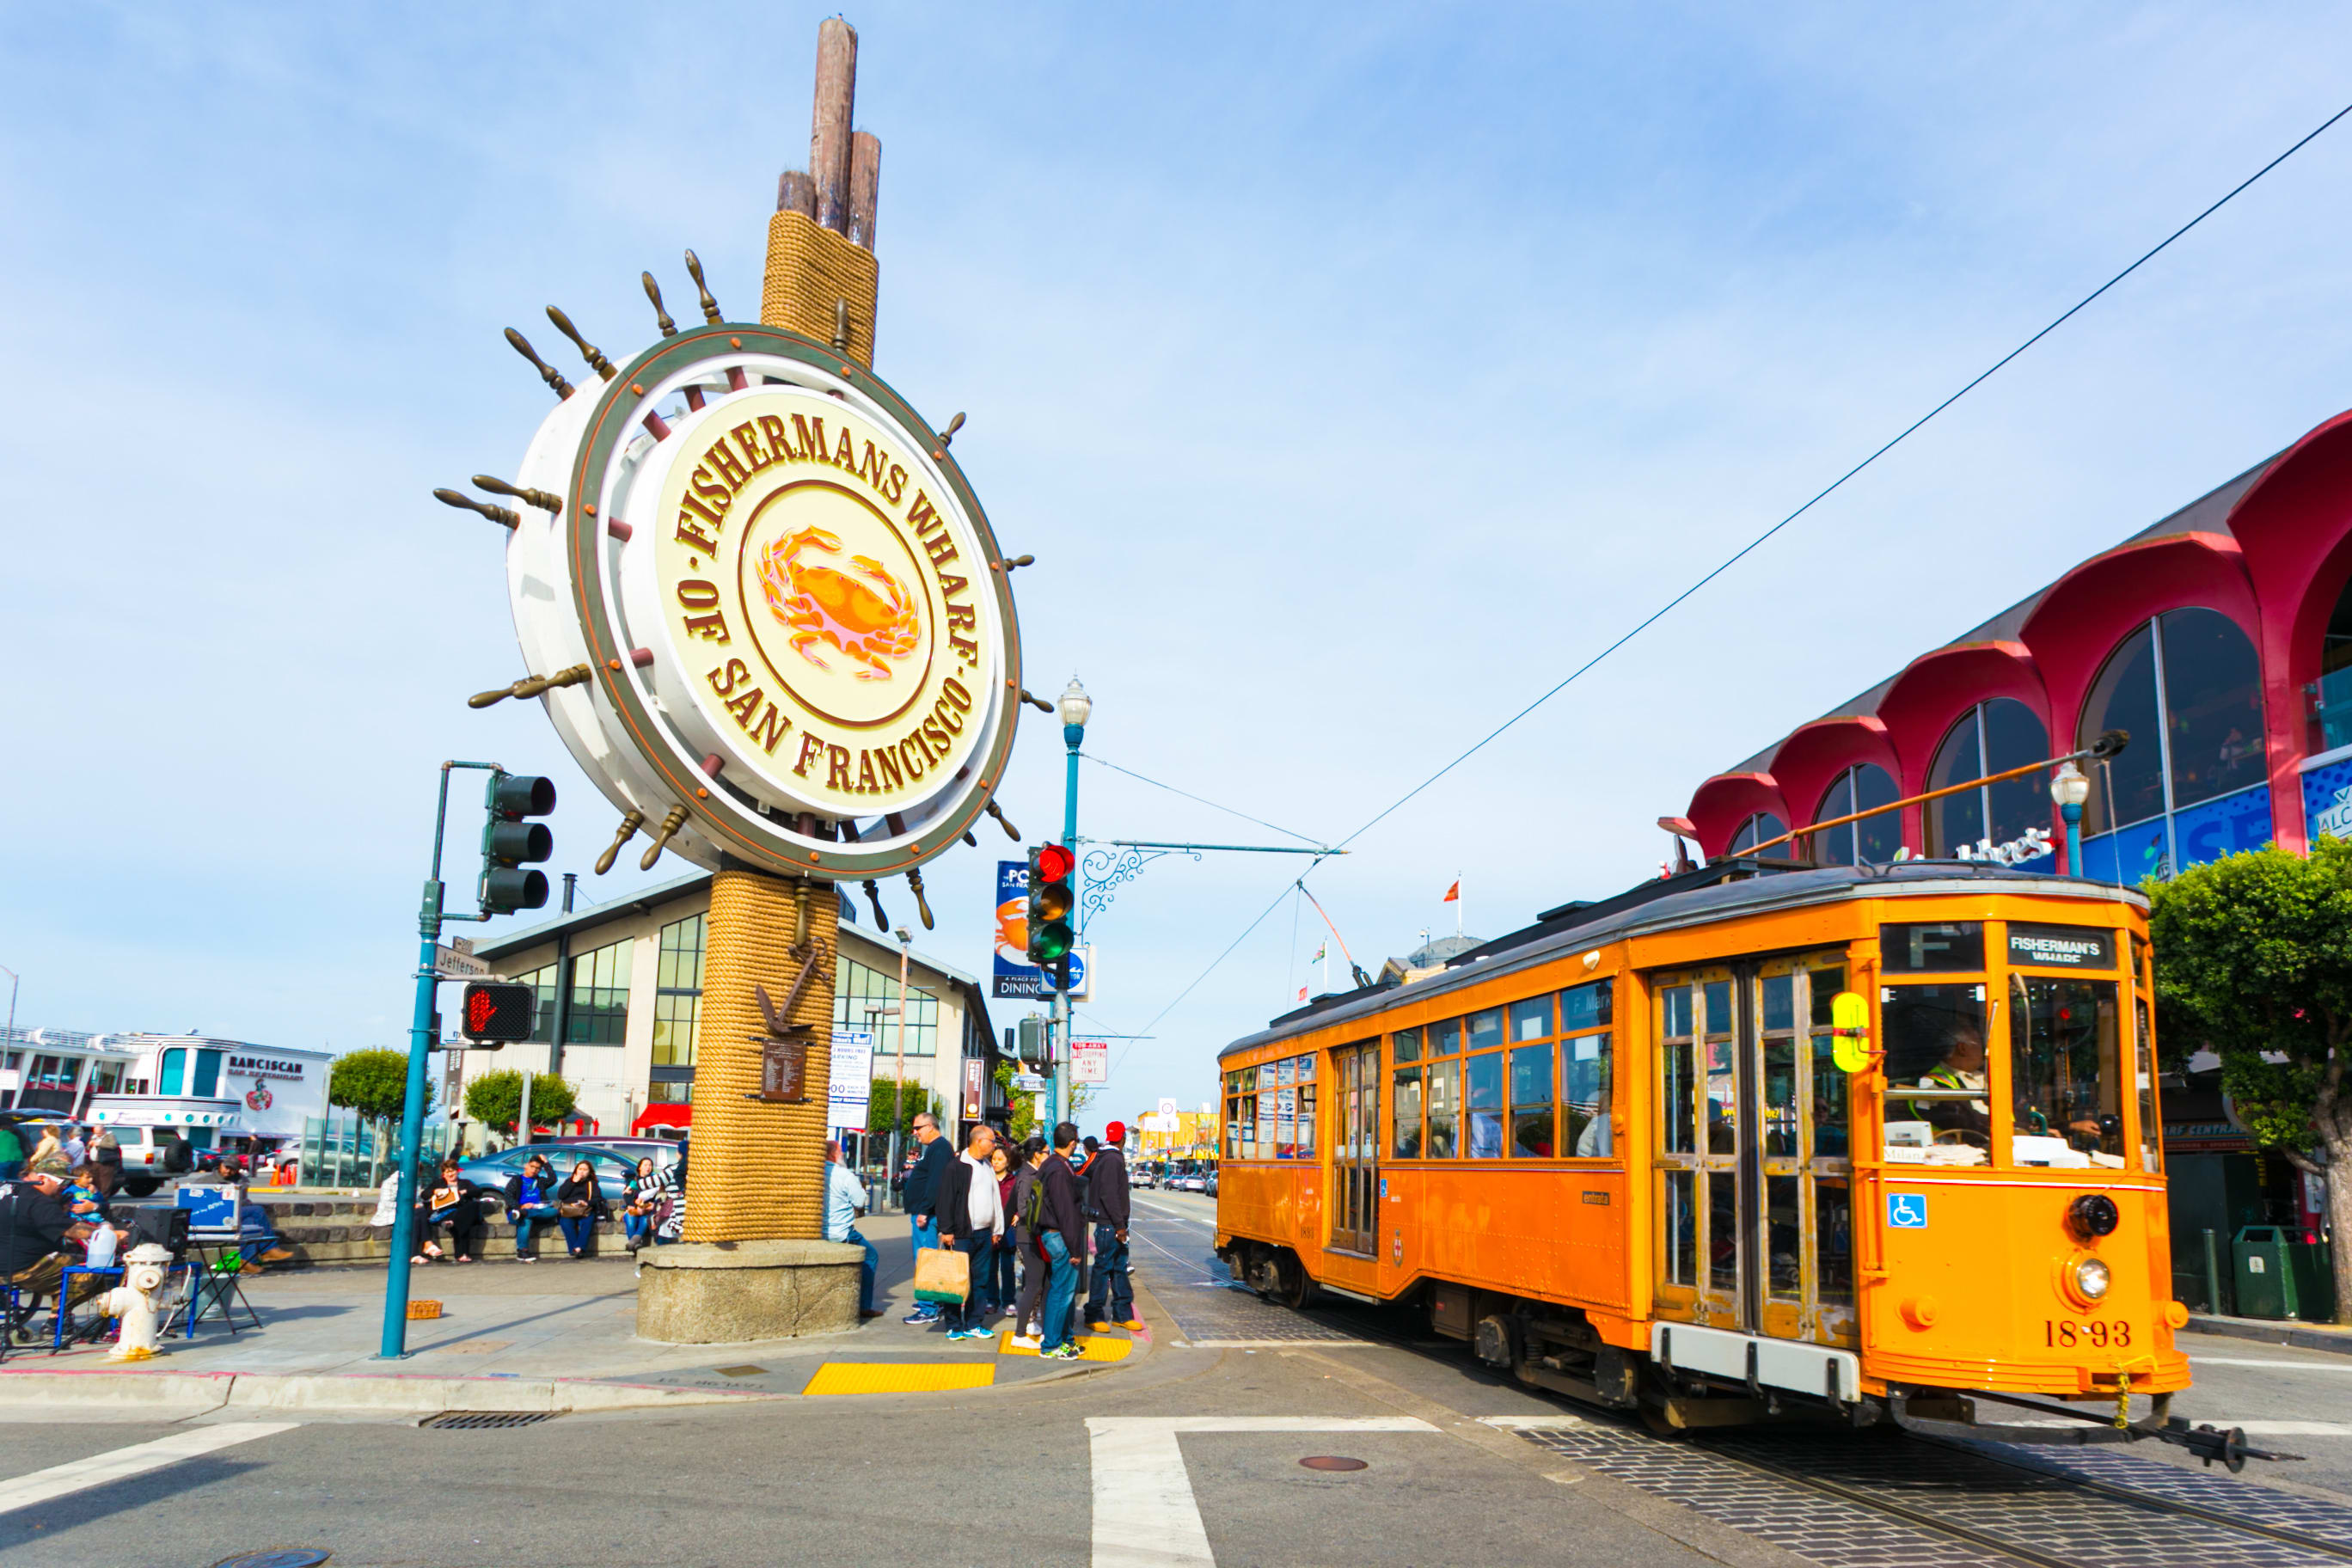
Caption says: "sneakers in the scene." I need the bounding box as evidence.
[1006,1335,1041,1351]
[518,1253,537,1264]
[1041,1342,1083,1360]
[946,1326,990,1342]
[903,1308,938,1325]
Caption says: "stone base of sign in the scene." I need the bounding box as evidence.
[635,1240,865,1344]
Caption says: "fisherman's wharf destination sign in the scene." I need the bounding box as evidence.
[499,323,1022,881]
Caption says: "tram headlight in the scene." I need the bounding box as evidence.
[2073,1256,2111,1302]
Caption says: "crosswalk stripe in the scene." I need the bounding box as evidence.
[0,1423,297,1516]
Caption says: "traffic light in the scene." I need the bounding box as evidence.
[480,772,555,915]
[1017,1014,1048,1064]
[1026,842,1075,986]
[459,981,536,1045]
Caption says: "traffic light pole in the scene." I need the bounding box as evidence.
[379,759,502,1361]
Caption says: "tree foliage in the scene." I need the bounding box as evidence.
[327,1050,417,1124]
[866,1080,944,1145]
[2145,837,2352,1171]
[992,1060,1039,1142]
[462,1068,578,1133]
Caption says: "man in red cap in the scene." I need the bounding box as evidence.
[1083,1121,1140,1332]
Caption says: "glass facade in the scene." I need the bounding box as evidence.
[567,938,632,1045]
[2079,608,2269,880]
[1810,763,1900,866]
[1728,812,1787,854]
[1925,698,2052,862]
[652,915,703,1071]
[836,958,937,1055]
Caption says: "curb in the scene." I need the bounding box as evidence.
[0,1368,775,1416]
[2185,1314,2352,1358]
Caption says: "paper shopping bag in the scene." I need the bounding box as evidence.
[912,1245,971,1305]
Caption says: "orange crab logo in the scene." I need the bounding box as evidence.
[754,525,922,680]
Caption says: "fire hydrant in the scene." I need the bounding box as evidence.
[99,1243,174,1362]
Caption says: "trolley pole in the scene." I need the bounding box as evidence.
[380,760,501,1361]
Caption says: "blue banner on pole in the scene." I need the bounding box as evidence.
[993,860,1087,998]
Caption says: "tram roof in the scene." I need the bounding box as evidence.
[1220,862,2145,1059]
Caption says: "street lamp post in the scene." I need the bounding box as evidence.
[2052,762,2092,877]
[888,925,912,1204]
[1053,677,1091,1133]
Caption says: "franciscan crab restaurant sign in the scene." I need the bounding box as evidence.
[498,324,1024,882]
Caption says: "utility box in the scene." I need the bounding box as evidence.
[2233,1226,2337,1320]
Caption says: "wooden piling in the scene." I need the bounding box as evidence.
[810,18,858,234]
[776,168,818,219]
[847,132,882,251]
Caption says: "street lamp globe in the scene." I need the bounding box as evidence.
[1058,677,1093,731]
[2050,762,2091,809]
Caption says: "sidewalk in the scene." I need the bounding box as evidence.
[0,1213,1150,1414]
[2185,1311,2352,1357]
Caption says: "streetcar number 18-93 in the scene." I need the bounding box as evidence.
[2044,1320,2130,1347]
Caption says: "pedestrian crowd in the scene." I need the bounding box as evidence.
[888,1114,1136,1357]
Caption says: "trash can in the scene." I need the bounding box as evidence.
[2233,1226,2335,1320]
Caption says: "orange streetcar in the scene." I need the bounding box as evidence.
[1215,861,2265,1465]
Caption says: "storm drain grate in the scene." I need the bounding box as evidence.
[420,1411,557,1430]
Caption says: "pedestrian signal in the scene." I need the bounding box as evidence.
[480,772,555,915]
[459,981,535,1044]
[1026,842,1076,985]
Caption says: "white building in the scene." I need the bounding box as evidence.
[460,870,1006,1141]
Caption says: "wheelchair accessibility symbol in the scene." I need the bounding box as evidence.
[1886,1192,1928,1229]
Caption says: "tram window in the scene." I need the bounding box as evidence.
[1810,968,1844,1027]
[1664,1171,1697,1286]
[1707,1172,1738,1294]
[1510,995,1552,1042]
[1295,1084,1316,1155]
[1816,1179,1854,1307]
[1465,1052,1504,1158]
[1561,978,1611,1031]
[1763,1035,1798,1157]
[1393,1028,1421,1063]
[1257,1094,1277,1156]
[1882,983,1990,1161]
[1762,974,1794,1033]
[1425,1062,1460,1158]
[1766,1174,1802,1302]
[1702,981,1736,1150]
[1661,985,1693,1038]
[1433,1020,1461,1057]
[1566,1034,1612,1155]
[1510,1043,1553,1157]
[1882,922,1985,972]
[1295,1054,1316,1082]
[1392,1067,1424,1158]
[1809,1033,1849,1157]
[1467,1008,1504,1050]
[2135,997,2161,1173]
[2008,977,2123,1168]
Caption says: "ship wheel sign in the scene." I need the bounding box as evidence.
[441,263,1032,911]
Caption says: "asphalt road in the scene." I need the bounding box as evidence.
[0,1187,2343,1568]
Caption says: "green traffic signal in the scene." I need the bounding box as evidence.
[481,771,556,915]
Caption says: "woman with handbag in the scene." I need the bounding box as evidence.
[554,1158,609,1259]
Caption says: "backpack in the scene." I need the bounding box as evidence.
[1020,1168,1049,1237]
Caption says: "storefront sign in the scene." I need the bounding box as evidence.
[496,325,1024,883]
[225,1055,311,1084]
[2306,750,2352,842]
[963,1057,985,1117]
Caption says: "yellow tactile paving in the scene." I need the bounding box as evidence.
[802,1362,998,1396]
[995,1332,1133,1363]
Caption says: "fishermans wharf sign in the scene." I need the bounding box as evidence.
[498,323,1023,882]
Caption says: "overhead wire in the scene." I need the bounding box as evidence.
[1081,754,1327,847]
[1332,93,2352,853]
[1100,93,2352,1077]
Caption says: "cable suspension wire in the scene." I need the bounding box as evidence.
[1332,95,2352,854]
[1103,870,1318,1083]
[1081,753,1327,847]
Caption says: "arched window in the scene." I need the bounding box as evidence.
[1924,698,2051,859]
[2079,608,2268,875]
[1810,764,1901,866]
[1727,812,1787,855]
[2319,574,2352,749]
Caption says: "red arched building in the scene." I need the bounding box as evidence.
[1685,408,2352,880]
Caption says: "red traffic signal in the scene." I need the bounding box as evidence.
[1034,842,1075,883]
[459,981,536,1044]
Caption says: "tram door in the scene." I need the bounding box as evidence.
[1331,1042,1381,1253]
[1652,955,1856,1345]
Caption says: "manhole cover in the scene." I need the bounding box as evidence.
[1300,1455,1368,1472]
[420,1411,556,1430]
[714,1364,769,1377]
[209,1552,333,1568]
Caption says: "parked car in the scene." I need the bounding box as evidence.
[1203,1167,1218,1197]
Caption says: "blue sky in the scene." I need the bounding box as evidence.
[4,3,2351,1127]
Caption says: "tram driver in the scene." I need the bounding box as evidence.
[1902,1020,1992,1144]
